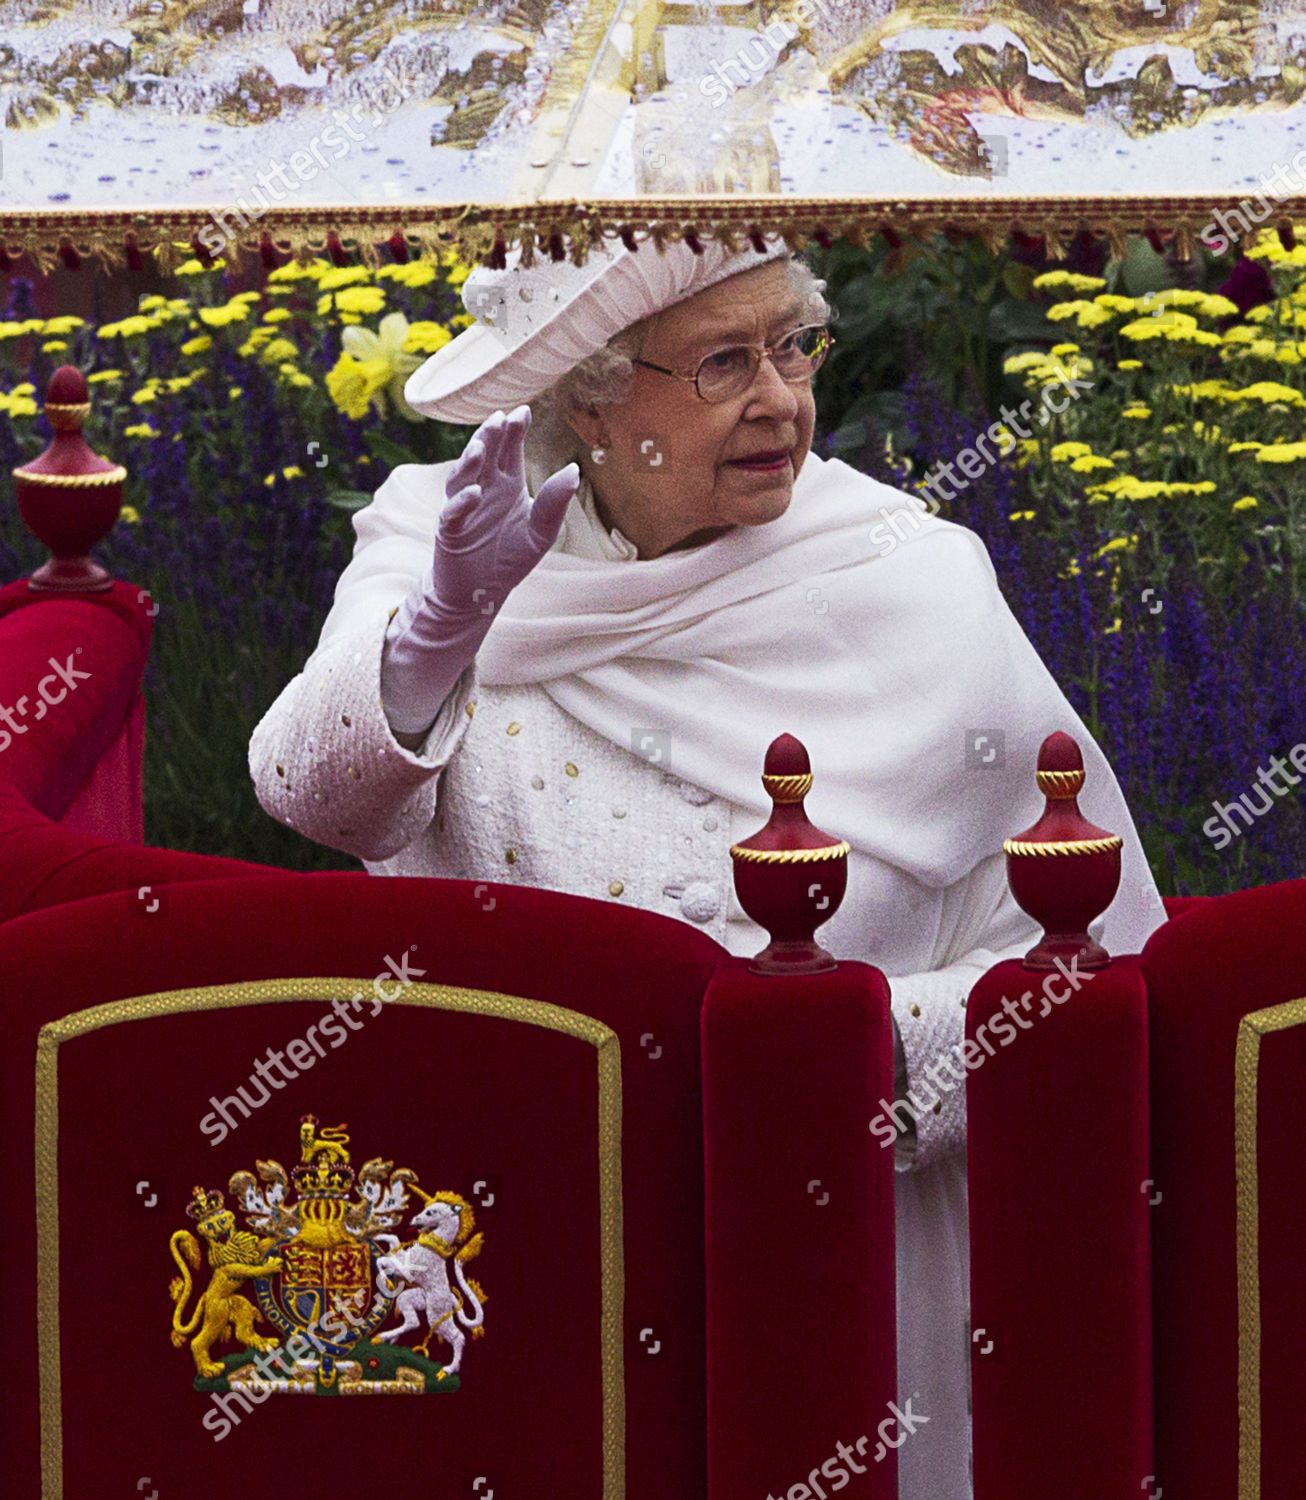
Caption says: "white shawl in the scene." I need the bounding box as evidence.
[477,451,1159,955]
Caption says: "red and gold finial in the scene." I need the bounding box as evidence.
[730,733,850,975]
[1003,731,1124,971]
[13,365,127,593]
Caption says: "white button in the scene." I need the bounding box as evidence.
[681,881,720,923]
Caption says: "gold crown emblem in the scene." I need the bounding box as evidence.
[185,1185,225,1223]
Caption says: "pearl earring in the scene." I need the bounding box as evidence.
[590,444,608,466]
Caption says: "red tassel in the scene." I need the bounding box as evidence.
[1145,227,1166,257]
[0,246,13,274]
[547,229,566,262]
[259,232,283,270]
[190,234,214,267]
[1279,222,1296,251]
[387,230,409,264]
[881,224,903,251]
[618,224,638,253]
[747,227,769,254]
[487,232,507,270]
[684,229,705,255]
[124,234,145,272]
[813,228,834,250]
[58,240,82,271]
[326,231,349,268]
[942,224,968,247]
[1011,230,1042,252]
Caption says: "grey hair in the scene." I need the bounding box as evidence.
[524,255,836,480]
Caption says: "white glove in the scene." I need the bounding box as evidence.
[380,405,580,737]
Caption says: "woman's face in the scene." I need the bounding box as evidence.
[566,259,818,559]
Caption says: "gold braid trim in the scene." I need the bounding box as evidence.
[13,465,127,487]
[1234,994,1306,1500]
[1002,835,1123,857]
[730,840,851,864]
[1035,769,1085,799]
[761,772,812,803]
[5,195,1306,273]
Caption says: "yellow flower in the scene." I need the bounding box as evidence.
[1222,381,1306,407]
[1095,536,1137,556]
[41,314,86,336]
[1117,359,1143,370]
[180,334,213,356]
[258,336,298,365]
[1254,440,1306,462]
[88,369,123,384]
[1004,351,1050,375]
[1121,404,1151,419]
[403,321,453,356]
[1104,618,1122,635]
[439,249,473,287]
[450,312,476,331]
[176,257,224,275]
[1196,294,1240,319]
[1093,294,1136,313]
[229,386,243,400]
[1008,510,1036,521]
[229,290,262,304]
[1046,300,1113,329]
[325,351,391,420]
[376,260,439,288]
[41,339,68,353]
[267,258,330,283]
[262,307,293,323]
[98,314,161,340]
[263,465,305,486]
[1034,270,1107,293]
[1232,496,1259,511]
[318,265,373,292]
[119,504,141,523]
[1228,441,1264,453]
[1049,342,1080,356]
[139,295,168,312]
[130,386,159,405]
[1171,379,1232,400]
[1191,421,1222,443]
[1050,441,1092,462]
[123,423,161,439]
[1221,325,1260,344]
[198,303,250,328]
[319,285,387,317]
[278,366,314,388]
[0,391,38,417]
[1070,454,1115,473]
[338,311,424,420]
[1245,304,1274,323]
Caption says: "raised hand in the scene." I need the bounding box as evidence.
[431,406,580,615]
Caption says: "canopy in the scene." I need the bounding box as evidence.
[4,0,1306,270]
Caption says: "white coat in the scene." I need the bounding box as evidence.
[249,455,1166,1497]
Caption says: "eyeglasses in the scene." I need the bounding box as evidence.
[633,323,833,403]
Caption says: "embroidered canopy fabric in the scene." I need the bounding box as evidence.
[5,0,1306,268]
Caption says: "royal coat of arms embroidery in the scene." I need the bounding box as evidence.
[168,1114,488,1395]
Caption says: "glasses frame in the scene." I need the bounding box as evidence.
[632,323,834,403]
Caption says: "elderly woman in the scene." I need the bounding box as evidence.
[249,232,1164,1497]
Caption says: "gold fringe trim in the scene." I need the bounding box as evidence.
[730,840,851,864]
[2,195,1303,273]
[1035,769,1085,798]
[761,772,813,803]
[1002,835,1123,856]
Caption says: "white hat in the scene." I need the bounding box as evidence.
[404,231,793,424]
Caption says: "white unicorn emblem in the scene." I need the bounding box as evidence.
[373,1185,486,1378]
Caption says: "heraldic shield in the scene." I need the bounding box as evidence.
[168,1113,487,1396]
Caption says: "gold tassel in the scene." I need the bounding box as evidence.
[1106,222,1129,262]
[1173,220,1194,262]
